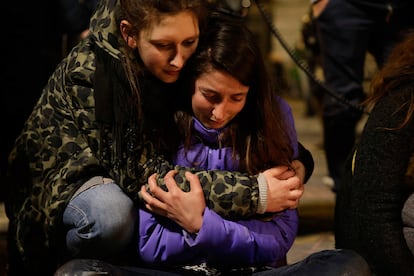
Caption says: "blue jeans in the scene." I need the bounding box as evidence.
[63,177,136,258]
[55,249,371,275]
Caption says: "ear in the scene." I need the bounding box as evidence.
[120,20,137,48]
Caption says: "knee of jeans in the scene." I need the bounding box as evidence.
[64,184,137,257]
[99,195,136,246]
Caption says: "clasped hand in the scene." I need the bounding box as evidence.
[140,170,204,233]
[262,160,305,213]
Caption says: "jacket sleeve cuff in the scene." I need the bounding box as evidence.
[257,173,268,214]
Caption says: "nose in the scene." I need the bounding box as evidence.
[212,102,227,121]
[169,47,185,69]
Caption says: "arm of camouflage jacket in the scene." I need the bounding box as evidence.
[138,157,260,220]
[298,141,314,183]
[138,143,313,220]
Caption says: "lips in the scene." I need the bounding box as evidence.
[209,120,226,129]
[165,70,180,76]
[161,70,181,83]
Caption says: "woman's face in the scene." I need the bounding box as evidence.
[192,69,249,129]
[136,11,199,83]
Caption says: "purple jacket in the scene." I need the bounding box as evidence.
[138,96,299,268]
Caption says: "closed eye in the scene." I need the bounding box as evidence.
[201,89,221,104]
[153,42,174,50]
[183,39,198,48]
[231,94,247,102]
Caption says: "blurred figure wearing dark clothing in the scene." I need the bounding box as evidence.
[300,7,324,118]
[312,0,414,191]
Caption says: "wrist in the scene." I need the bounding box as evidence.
[310,0,321,4]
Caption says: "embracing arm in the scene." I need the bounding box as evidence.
[298,142,314,183]
[140,161,305,220]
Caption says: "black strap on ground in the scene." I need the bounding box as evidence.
[253,0,370,115]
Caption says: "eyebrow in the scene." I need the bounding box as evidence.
[149,35,199,44]
[200,87,248,96]
[232,92,248,96]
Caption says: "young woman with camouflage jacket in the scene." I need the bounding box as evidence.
[5,0,312,274]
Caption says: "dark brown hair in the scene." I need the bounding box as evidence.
[177,18,294,174]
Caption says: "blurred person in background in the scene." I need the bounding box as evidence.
[311,0,414,192]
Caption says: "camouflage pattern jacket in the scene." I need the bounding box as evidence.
[5,0,264,273]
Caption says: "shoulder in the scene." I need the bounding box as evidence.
[274,96,293,117]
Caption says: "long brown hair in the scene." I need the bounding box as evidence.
[177,17,294,174]
[366,30,414,130]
